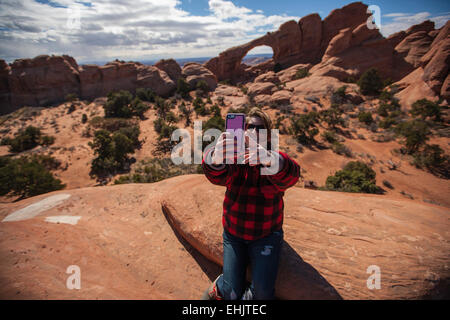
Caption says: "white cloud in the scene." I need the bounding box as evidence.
[0,0,302,63]
[380,11,450,37]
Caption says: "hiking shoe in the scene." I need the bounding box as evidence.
[201,275,223,300]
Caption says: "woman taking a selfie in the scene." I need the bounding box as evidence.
[201,107,300,300]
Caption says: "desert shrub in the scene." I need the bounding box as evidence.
[193,97,210,116]
[176,78,192,99]
[114,158,202,184]
[411,144,449,178]
[81,114,88,124]
[89,116,136,132]
[153,96,171,120]
[104,90,133,118]
[65,93,78,102]
[357,68,384,96]
[358,111,374,125]
[331,86,347,105]
[319,106,345,129]
[324,161,382,194]
[178,102,193,127]
[88,124,141,178]
[331,142,353,157]
[289,112,319,144]
[0,155,65,199]
[196,80,210,95]
[136,88,156,102]
[394,119,430,154]
[5,126,55,153]
[321,130,338,144]
[410,99,444,122]
[40,135,55,146]
[294,68,310,80]
[165,111,179,124]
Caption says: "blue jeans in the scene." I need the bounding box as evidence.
[216,228,284,300]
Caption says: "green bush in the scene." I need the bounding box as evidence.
[394,120,430,154]
[154,96,171,120]
[294,68,310,80]
[193,97,210,116]
[319,106,345,129]
[176,78,192,99]
[88,125,141,178]
[136,88,156,102]
[411,144,449,178]
[331,86,347,105]
[410,99,443,122]
[178,102,193,127]
[104,90,133,118]
[357,68,384,96]
[325,161,382,194]
[4,126,55,153]
[331,142,353,157]
[289,112,319,144]
[65,93,78,102]
[196,80,210,95]
[321,130,338,144]
[0,155,65,199]
[358,111,374,125]
[82,114,88,124]
[89,116,136,132]
[114,158,202,185]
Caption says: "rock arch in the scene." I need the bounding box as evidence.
[205,20,303,81]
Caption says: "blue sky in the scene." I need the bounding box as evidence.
[180,0,450,18]
[0,0,449,63]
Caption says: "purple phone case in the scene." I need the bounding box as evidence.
[225,113,245,155]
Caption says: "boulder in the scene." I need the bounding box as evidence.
[247,82,277,97]
[270,90,292,105]
[286,75,358,97]
[154,59,182,83]
[253,94,272,106]
[277,64,313,83]
[255,71,280,84]
[161,175,450,300]
[182,62,218,91]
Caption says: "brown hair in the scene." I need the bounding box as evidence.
[246,107,273,149]
[246,107,272,130]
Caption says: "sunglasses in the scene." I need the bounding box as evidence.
[246,124,266,131]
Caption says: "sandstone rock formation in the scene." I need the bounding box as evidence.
[205,2,371,81]
[7,55,81,111]
[159,175,450,300]
[154,58,182,83]
[1,175,448,299]
[181,62,218,91]
[0,55,181,115]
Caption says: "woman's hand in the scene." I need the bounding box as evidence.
[211,132,238,165]
[243,133,277,167]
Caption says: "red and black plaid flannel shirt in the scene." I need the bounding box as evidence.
[202,147,300,240]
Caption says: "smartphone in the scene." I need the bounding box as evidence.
[225,113,246,158]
